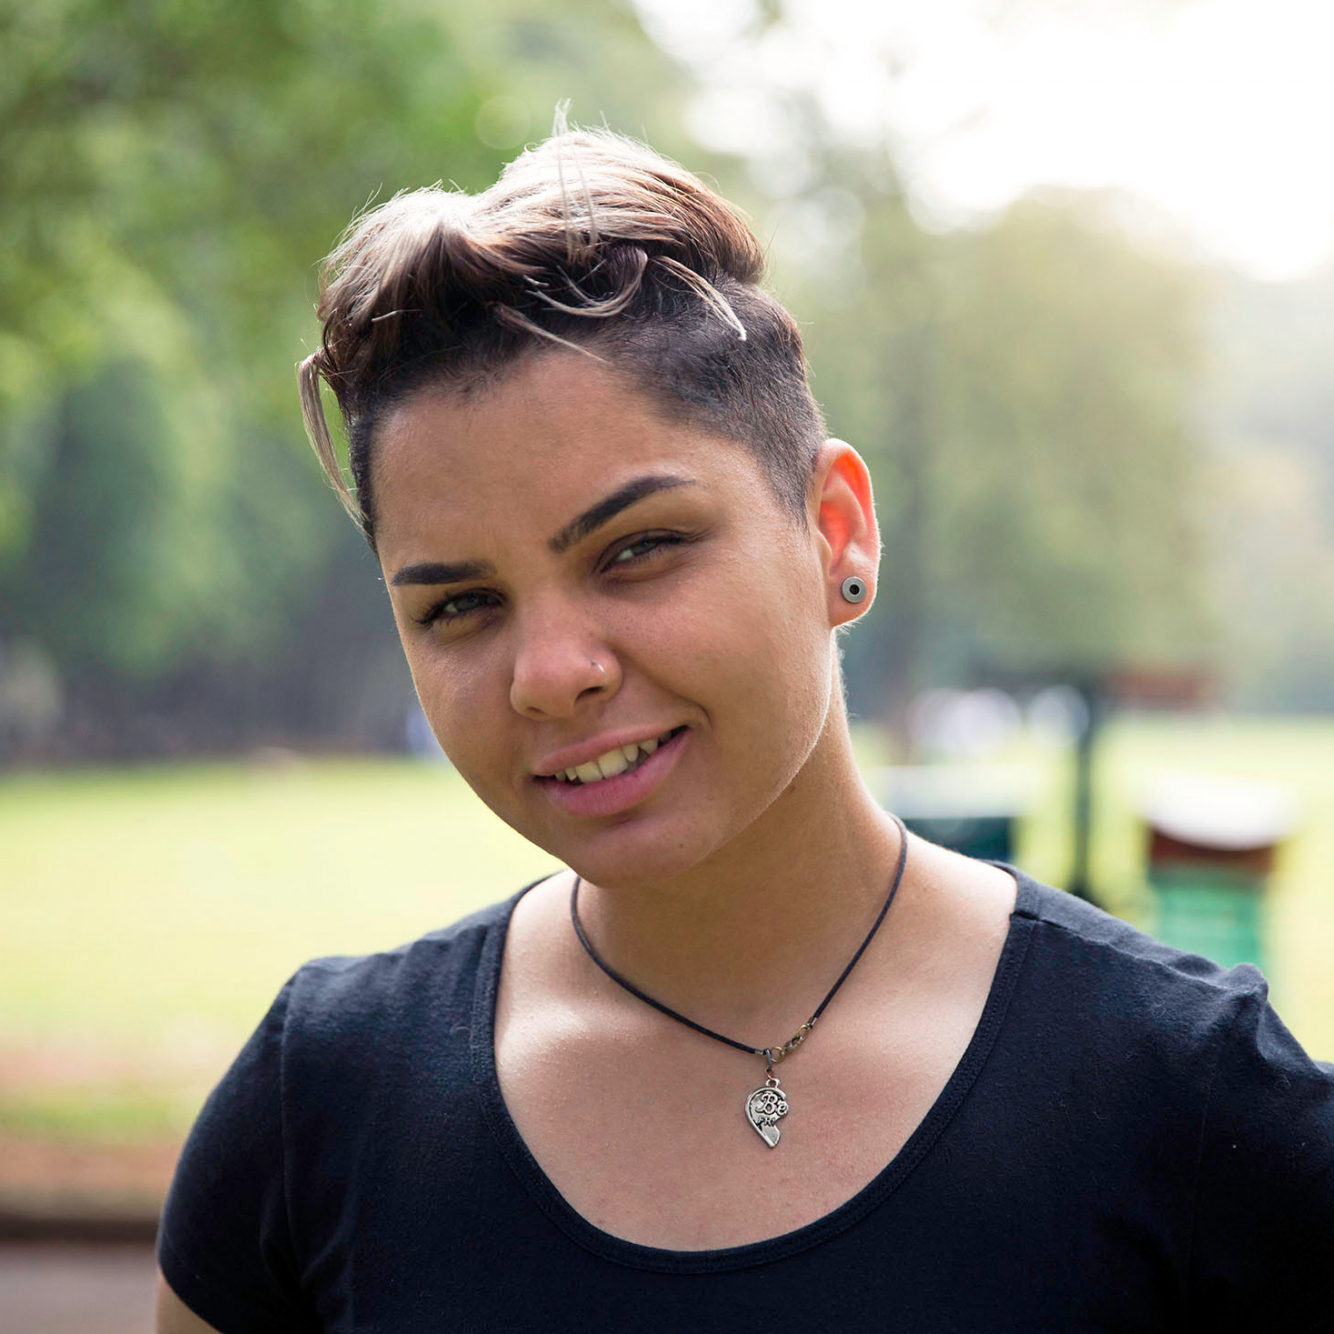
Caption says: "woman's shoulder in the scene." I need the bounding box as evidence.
[993,871,1334,1321]
[997,871,1311,1084]
[1011,875,1330,1134]
[1003,867,1332,1111]
[1009,868,1272,1017]
[271,880,537,1058]
[296,890,515,988]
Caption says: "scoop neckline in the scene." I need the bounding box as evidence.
[470,865,1040,1273]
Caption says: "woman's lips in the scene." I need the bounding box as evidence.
[536,726,690,817]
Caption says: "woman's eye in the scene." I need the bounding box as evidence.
[608,533,683,566]
[416,536,689,628]
[418,591,497,626]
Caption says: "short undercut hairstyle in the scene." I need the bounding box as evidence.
[299,125,826,550]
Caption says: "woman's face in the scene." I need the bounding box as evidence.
[372,351,845,888]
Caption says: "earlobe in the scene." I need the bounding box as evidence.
[813,438,878,624]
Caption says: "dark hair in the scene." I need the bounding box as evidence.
[298,125,825,549]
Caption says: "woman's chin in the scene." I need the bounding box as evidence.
[541,816,721,892]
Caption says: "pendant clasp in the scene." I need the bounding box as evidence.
[765,1020,815,1071]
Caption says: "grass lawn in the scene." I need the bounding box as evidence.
[0,757,557,1150]
[2,714,1331,1156]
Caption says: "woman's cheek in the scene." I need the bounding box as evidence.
[408,651,480,752]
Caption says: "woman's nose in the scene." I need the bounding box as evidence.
[508,607,621,720]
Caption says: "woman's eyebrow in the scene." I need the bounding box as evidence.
[389,473,696,587]
[548,473,695,555]
[391,558,495,587]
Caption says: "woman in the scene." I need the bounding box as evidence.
[156,128,1334,1332]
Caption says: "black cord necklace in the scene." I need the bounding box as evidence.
[569,813,909,1148]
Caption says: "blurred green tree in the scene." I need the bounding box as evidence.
[0,0,693,754]
[800,186,1210,728]
[1202,267,1334,712]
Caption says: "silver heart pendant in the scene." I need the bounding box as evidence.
[745,1080,790,1148]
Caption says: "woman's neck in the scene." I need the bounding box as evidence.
[569,723,907,1037]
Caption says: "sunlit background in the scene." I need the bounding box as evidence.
[2,0,1332,1323]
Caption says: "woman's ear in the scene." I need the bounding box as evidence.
[810,438,879,627]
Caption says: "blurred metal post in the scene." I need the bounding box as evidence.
[1067,679,1104,903]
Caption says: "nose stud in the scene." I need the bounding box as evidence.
[841,576,866,603]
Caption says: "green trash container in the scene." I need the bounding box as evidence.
[1150,865,1267,970]
[1141,774,1294,973]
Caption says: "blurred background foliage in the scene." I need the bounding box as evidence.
[0,0,696,755]
[2,0,1332,763]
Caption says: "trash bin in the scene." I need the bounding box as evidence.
[1140,772,1295,972]
[873,764,1039,862]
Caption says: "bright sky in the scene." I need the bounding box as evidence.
[636,0,1334,282]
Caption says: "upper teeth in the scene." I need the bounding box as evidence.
[555,732,671,783]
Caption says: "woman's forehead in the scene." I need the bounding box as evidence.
[373,354,773,557]
[372,353,764,532]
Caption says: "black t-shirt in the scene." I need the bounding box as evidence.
[158,869,1334,1332]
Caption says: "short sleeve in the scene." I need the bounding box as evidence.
[1188,977,1334,1332]
[157,976,318,1334]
